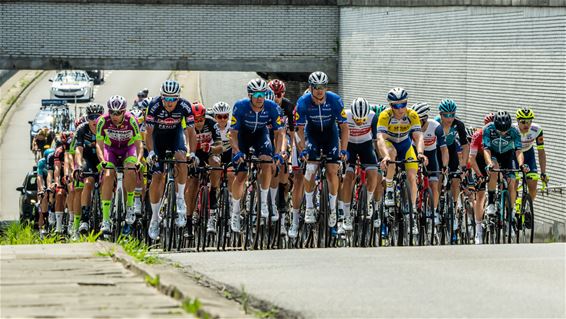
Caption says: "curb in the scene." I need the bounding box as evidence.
[97,241,254,319]
[0,71,46,128]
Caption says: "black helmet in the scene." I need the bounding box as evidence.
[86,103,104,115]
[137,90,148,99]
[494,111,512,132]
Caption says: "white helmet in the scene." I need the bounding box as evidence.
[160,80,181,96]
[107,95,127,112]
[247,78,268,94]
[351,97,370,120]
[212,101,231,114]
[308,71,329,86]
[411,102,430,119]
[265,89,275,101]
[387,87,408,102]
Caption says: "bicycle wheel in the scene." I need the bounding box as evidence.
[446,193,455,245]
[113,191,124,242]
[253,181,264,250]
[463,199,475,244]
[166,182,177,251]
[217,187,229,251]
[199,185,209,252]
[503,190,514,244]
[421,188,434,246]
[357,185,368,247]
[317,179,329,248]
[91,188,101,235]
[518,193,534,243]
[399,179,414,246]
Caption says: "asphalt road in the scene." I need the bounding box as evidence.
[166,244,566,318]
[0,70,171,220]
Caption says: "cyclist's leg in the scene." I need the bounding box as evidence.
[100,147,118,224]
[321,127,340,214]
[523,148,538,201]
[500,151,518,213]
[123,149,138,211]
[256,132,274,215]
[209,154,222,210]
[230,130,251,221]
[486,154,501,214]
[303,130,320,212]
[447,144,461,206]
[172,131,188,211]
[474,154,488,228]
[359,140,379,205]
[425,149,440,211]
[403,145,419,209]
[382,140,398,194]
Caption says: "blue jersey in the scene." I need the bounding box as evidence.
[146,97,194,134]
[482,123,522,154]
[230,99,282,133]
[37,158,48,177]
[295,91,347,132]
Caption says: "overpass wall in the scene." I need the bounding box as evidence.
[0,2,339,75]
[339,6,566,235]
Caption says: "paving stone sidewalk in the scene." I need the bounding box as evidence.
[0,243,192,318]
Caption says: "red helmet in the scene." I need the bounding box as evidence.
[268,79,286,96]
[191,101,206,118]
[484,112,495,125]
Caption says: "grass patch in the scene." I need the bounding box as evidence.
[116,235,161,264]
[0,222,62,245]
[96,246,115,257]
[80,229,102,243]
[145,274,160,287]
[181,297,211,319]
[241,285,250,314]
[255,308,278,319]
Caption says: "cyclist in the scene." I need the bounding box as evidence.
[513,107,547,202]
[296,71,349,228]
[435,99,469,232]
[184,102,223,233]
[411,102,448,224]
[74,103,104,236]
[146,80,198,240]
[338,97,378,234]
[129,105,148,215]
[32,127,53,160]
[96,96,144,235]
[212,101,235,194]
[52,132,72,234]
[483,111,527,218]
[133,89,149,108]
[469,112,494,244]
[36,148,54,236]
[229,78,284,233]
[376,88,427,236]
[268,79,295,235]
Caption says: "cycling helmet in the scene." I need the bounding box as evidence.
[516,107,535,120]
[371,104,387,115]
[86,103,104,115]
[142,88,149,96]
[351,97,370,119]
[59,131,72,145]
[308,71,329,86]
[268,79,286,95]
[438,99,457,113]
[191,101,206,118]
[137,90,147,99]
[160,80,181,96]
[247,78,268,94]
[212,101,231,114]
[43,148,54,158]
[140,97,151,110]
[130,107,144,124]
[484,112,495,125]
[387,87,408,102]
[75,116,86,127]
[494,111,512,132]
[410,102,430,120]
[265,89,275,101]
[465,126,476,140]
[107,95,127,112]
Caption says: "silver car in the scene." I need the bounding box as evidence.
[49,70,94,101]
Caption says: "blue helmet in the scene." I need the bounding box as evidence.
[43,148,54,158]
[438,99,457,113]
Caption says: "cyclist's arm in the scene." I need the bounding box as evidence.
[64,152,73,181]
[338,122,349,153]
[230,128,240,154]
[75,146,84,170]
[47,169,54,189]
[37,173,45,192]
[211,124,223,155]
[483,148,493,167]
[145,125,154,153]
[296,126,305,153]
[185,127,197,153]
[456,121,469,167]
[54,159,62,185]
[411,130,425,155]
[274,128,284,155]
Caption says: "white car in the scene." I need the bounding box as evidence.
[49,70,94,102]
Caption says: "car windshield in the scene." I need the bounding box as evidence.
[26,175,37,191]
[35,111,53,125]
[54,71,88,82]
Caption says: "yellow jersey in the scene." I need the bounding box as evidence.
[376,108,421,144]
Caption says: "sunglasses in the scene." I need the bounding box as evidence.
[441,112,456,118]
[252,92,266,98]
[519,120,532,125]
[162,96,178,103]
[194,117,205,123]
[275,93,284,98]
[310,84,327,91]
[87,114,100,121]
[353,117,367,124]
[390,102,407,109]
[110,110,124,116]
[215,114,229,120]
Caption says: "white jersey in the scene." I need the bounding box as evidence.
[513,122,542,152]
[346,110,378,144]
[217,123,231,150]
[422,119,447,152]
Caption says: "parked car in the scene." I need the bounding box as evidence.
[16,168,38,225]
[49,70,94,102]
[86,70,104,85]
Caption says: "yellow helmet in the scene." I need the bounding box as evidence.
[516,107,535,120]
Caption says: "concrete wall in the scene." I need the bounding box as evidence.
[339,5,566,237]
[0,1,339,76]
